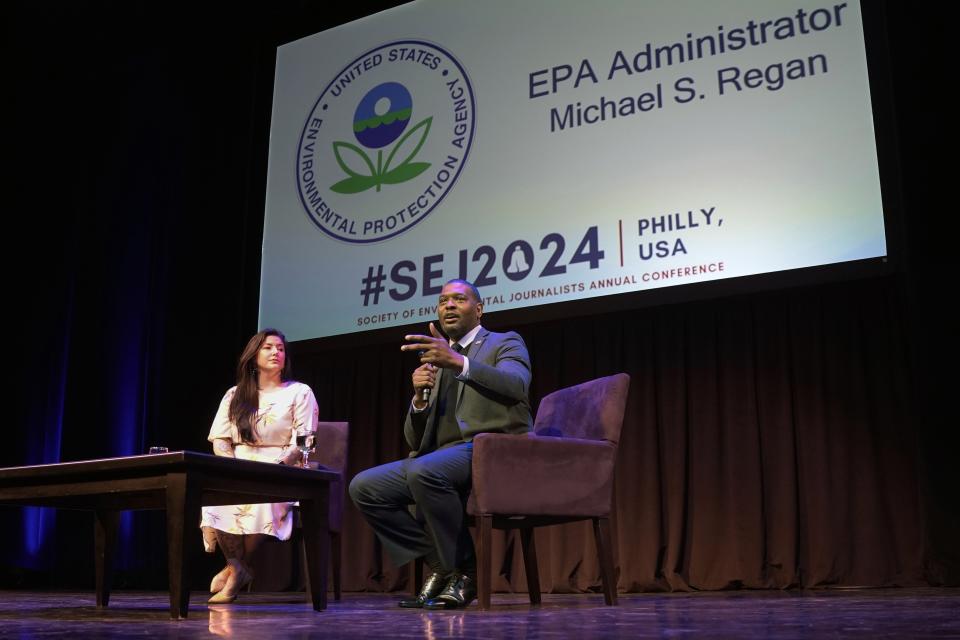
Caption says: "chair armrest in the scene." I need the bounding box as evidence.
[469,432,616,517]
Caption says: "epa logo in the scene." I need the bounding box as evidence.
[296,41,475,244]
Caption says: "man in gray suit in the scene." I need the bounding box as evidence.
[349,279,532,609]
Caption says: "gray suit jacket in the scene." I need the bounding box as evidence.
[404,327,532,456]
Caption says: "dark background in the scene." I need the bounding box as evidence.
[3,1,955,592]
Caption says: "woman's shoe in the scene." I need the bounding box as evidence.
[208,562,253,604]
[207,589,237,605]
[210,566,232,594]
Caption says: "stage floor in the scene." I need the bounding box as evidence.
[0,588,958,638]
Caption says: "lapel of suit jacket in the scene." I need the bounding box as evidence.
[421,366,444,452]
[457,327,489,404]
[430,367,445,411]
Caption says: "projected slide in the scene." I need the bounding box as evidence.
[259,0,886,341]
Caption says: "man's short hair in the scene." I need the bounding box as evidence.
[443,279,481,303]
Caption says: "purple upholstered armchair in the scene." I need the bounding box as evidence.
[467,373,630,609]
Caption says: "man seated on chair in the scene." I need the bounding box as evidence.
[349,279,533,609]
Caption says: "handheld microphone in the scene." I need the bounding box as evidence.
[419,351,431,402]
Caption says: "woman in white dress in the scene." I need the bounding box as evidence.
[200,328,318,603]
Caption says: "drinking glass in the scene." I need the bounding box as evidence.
[295,427,315,469]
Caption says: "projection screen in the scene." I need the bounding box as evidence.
[259,0,886,341]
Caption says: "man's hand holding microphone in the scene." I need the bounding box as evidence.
[403,322,466,410]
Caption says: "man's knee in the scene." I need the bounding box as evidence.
[348,469,374,504]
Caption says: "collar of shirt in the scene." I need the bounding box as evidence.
[451,324,483,351]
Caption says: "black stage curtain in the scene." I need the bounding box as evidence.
[245,275,931,593]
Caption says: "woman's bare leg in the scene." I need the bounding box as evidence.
[243,533,266,559]
[215,531,246,562]
[209,532,254,601]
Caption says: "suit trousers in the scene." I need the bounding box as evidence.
[349,441,474,573]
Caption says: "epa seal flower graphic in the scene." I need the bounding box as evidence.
[353,82,412,148]
[331,81,433,194]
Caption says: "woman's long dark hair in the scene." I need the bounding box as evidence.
[228,328,292,443]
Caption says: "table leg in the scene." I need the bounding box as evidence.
[165,472,201,619]
[299,491,330,611]
[94,510,120,608]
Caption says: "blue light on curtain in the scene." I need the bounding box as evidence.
[19,283,72,568]
[107,243,151,571]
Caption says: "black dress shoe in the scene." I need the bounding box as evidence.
[399,571,447,608]
[423,573,476,610]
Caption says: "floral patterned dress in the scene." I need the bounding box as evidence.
[200,381,318,546]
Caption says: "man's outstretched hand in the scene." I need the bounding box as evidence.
[402,323,465,372]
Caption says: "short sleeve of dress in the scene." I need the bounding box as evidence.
[208,387,239,443]
[288,384,320,446]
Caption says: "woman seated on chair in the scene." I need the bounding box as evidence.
[200,328,318,604]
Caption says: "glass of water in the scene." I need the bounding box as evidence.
[295,426,315,469]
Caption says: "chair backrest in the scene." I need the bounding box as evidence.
[311,421,349,532]
[533,374,630,444]
[312,421,349,473]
